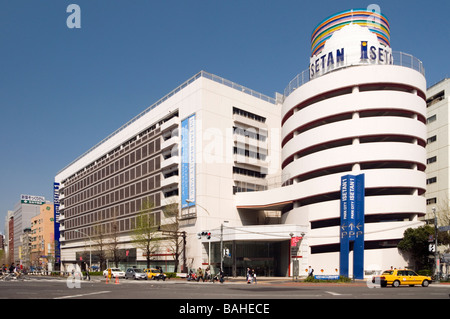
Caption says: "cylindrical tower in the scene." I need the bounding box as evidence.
[281,9,427,274]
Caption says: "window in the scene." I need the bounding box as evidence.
[427,156,437,164]
[427,135,437,144]
[426,114,437,124]
[426,177,437,184]
[233,107,266,123]
[426,198,437,205]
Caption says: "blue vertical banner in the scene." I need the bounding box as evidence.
[181,114,196,209]
[340,174,365,279]
[353,174,365,279]
[53,182,61,267]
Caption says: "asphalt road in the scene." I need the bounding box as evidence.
[0,277,448,317]
[0,276,449,300]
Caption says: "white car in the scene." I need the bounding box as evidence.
[103,268,125,278]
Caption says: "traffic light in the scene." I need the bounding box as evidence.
[197,231,211,239]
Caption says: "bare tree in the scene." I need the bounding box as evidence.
[92,222,108,271]
[108,212,125,268]
[161,200,185,272]
[131,200,160,269]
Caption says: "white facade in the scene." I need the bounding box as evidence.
[56,10,428,278]
[425,78,450,222]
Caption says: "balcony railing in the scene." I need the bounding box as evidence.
[284,51,425,98]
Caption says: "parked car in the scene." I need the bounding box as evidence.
[144,268,166,280]
[103,268,125,278]
[125,268,148,280]
[372,269,432,287]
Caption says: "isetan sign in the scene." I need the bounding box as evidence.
[310,39,393,78]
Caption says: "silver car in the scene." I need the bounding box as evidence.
[125,268,148,280]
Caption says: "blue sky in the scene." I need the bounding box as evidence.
[1,0,449,232]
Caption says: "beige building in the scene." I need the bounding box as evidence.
[30,204,55,269]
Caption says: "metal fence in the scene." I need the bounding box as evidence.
[284,51,425,98]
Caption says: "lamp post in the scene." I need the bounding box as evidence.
[75,229,91,271]
[432,207,440,283]
[186,199,212,271]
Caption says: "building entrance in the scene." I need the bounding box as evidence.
[209,240,289,277]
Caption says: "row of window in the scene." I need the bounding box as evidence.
[63,174,161,220]
[64,192,161,231]
[233,126,267,142]
[64,136,161,198]
[233,147,267,161]
[233,166,267,178]
[233,107,266,123]
[63,126,161,187]
[64,211,161,241]
[64,156,161,209]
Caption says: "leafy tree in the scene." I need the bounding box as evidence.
[398,225,435,270]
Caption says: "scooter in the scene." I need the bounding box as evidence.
[154,273,166,281]
[187,270,197,281]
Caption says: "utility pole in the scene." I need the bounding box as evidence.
[432,207,440,283]
[220,223,223,272]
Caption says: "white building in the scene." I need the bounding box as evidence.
[425,78,450,222]
[56,9,427,278]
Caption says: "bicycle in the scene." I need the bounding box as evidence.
[0,273,17,281]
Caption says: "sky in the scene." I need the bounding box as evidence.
[1,0,449,232]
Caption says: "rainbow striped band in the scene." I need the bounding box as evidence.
[311,9,390,57]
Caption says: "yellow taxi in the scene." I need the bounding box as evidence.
[144,268,166,280]
[372,269,432,287]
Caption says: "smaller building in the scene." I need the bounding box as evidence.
[30,204,55,271]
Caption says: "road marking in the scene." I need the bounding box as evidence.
[325,291,342,296]
[54,290,111,299]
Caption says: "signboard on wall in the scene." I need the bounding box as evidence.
[340,174,365,279]
[20,194,45,205]
[181,114,196,209]
[53,183,61,265]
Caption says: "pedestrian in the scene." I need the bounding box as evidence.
[85,267,91,281]
[247,268,253,284]
[307,266,314,278]
[197,267,204,282]
[252,269,257,284]
[219,268,225,284]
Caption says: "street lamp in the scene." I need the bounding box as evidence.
[185,199,210,215]
[432,207,440,283]
[75,229,91,271]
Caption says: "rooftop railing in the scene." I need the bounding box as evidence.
[284,51,425,98]
[57,71,275,175]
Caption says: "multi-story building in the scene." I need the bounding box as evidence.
[4,210,14,264]
[425,78,450,221]
[30,204,55,270]
[13,195,46,265]
[56,8,427,278]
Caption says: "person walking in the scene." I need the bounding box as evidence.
[247,268,253,284]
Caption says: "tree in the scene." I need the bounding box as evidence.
[131,200,160,269]
[161,200,185,272]
[92,222,109,271]
[398,225,435,270]
[108,210,124,268]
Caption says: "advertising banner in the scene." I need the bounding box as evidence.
[181,114,196,209]
[340,174,365,279]
[53,183,61,265]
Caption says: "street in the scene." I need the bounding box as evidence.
[0,276,448,300]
